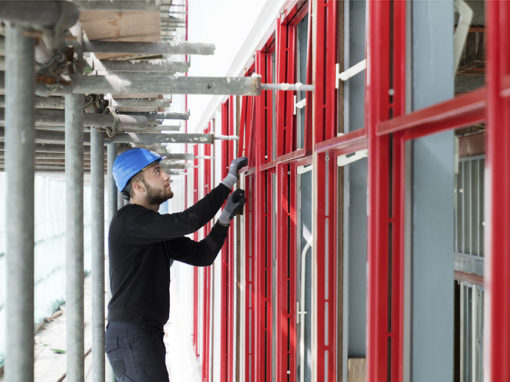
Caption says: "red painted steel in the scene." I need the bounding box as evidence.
[202,125,212,382]
[314,1,339,379]
[378,88,486,137]
[286,26,296,153]
[244,174,255,381]
[391,133,404,382]
[314,128,368,155]
[254,51,274,382]
[485,2,510,381]
[227,96,235,382]
[315,152,338,381]
[366,1,391,382]
[220,101,229,382]
[193,144,200,357]
[238,96,248,158]
[313,0,337,144]
[276,19,288,157]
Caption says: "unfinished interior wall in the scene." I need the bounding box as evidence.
[411,0,455,380]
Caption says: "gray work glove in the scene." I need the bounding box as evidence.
[218,189,246,226]
[221,156,248,189]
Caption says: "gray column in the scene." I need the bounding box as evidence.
[5,23,35,382]
[65,94,84,381]
[91,129,105,382]
[105,142,117,382]
[107,143,117,222]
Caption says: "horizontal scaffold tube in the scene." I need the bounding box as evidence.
[0,73,261,97]
[0,109,152,129]
[90,59,190,73]
[83,40,215,56]
[107,133,214,144]
[0,2,79,30]
[0,95,64,109]
[0,127,90,145]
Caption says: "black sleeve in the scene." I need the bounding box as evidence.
[165,223,229,266]
[124,184,230,245]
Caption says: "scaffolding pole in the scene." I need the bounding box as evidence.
[107,143,118,223]
[65,94,85,381]
[5,23,35,382]
[91,129,105,382]
[83,40,215,56]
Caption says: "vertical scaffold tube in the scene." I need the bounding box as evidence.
[107,143,117,222]
[91,129,105,382]
[65,94,84,381]
[5,23,35,382]
[106,142,117,382]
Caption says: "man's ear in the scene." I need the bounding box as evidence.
[132,180,146,194]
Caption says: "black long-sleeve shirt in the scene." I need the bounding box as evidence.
[107,183,231,327]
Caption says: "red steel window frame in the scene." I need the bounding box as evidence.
[201,123,213,382]
[220,99,236,382]
[253,50,275,382]
[193,144,200,358]
[485,2,510,380]
[275,2,309,161]
[313,1,340,380]
[275,162,297,382]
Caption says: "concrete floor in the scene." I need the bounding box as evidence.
[0,275,201,381]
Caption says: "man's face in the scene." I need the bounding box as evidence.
[140,162,173,205]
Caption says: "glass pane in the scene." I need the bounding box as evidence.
[344,0,366,133]
[296,16,308,149]
[455,1,486,94]
[296,168,312,382]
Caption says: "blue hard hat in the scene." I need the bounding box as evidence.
[113,148,163,191]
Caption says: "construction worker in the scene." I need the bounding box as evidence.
[105,147,247,381]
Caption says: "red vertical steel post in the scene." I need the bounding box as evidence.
[314,1,339,379]
[276,20,288,157]
[254,50,273,381]
[288,164,297,378]
[227,96,235,382]
[238,96,248,158]
[202,125,212,382]
[286,26,297,153]
[391,133,404,382]
[220,102,229,382]
[366,1,392,381]
[253,51,264,382]
[328,152,338,380]
[244,174,255,381]
[325,0,338,141]
[314,4,328,374]
[315,153,327,378]
[389,2,406,381]
[485,1,510,381]
[275,164,288,382]
[193,144,200,357]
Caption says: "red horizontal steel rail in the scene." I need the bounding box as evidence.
[378,88,486,139]
[314,128,367,155]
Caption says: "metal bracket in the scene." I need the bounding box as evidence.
[337,149,368,167]
[293,95,306,115]
[336,59,367,88]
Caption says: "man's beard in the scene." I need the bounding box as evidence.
[144,181,173,205]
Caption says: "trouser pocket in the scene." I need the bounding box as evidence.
[105,335,134,381]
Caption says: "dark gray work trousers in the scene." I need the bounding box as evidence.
[105,321,169,382]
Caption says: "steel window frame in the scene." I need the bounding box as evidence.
[201,122,213,382]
